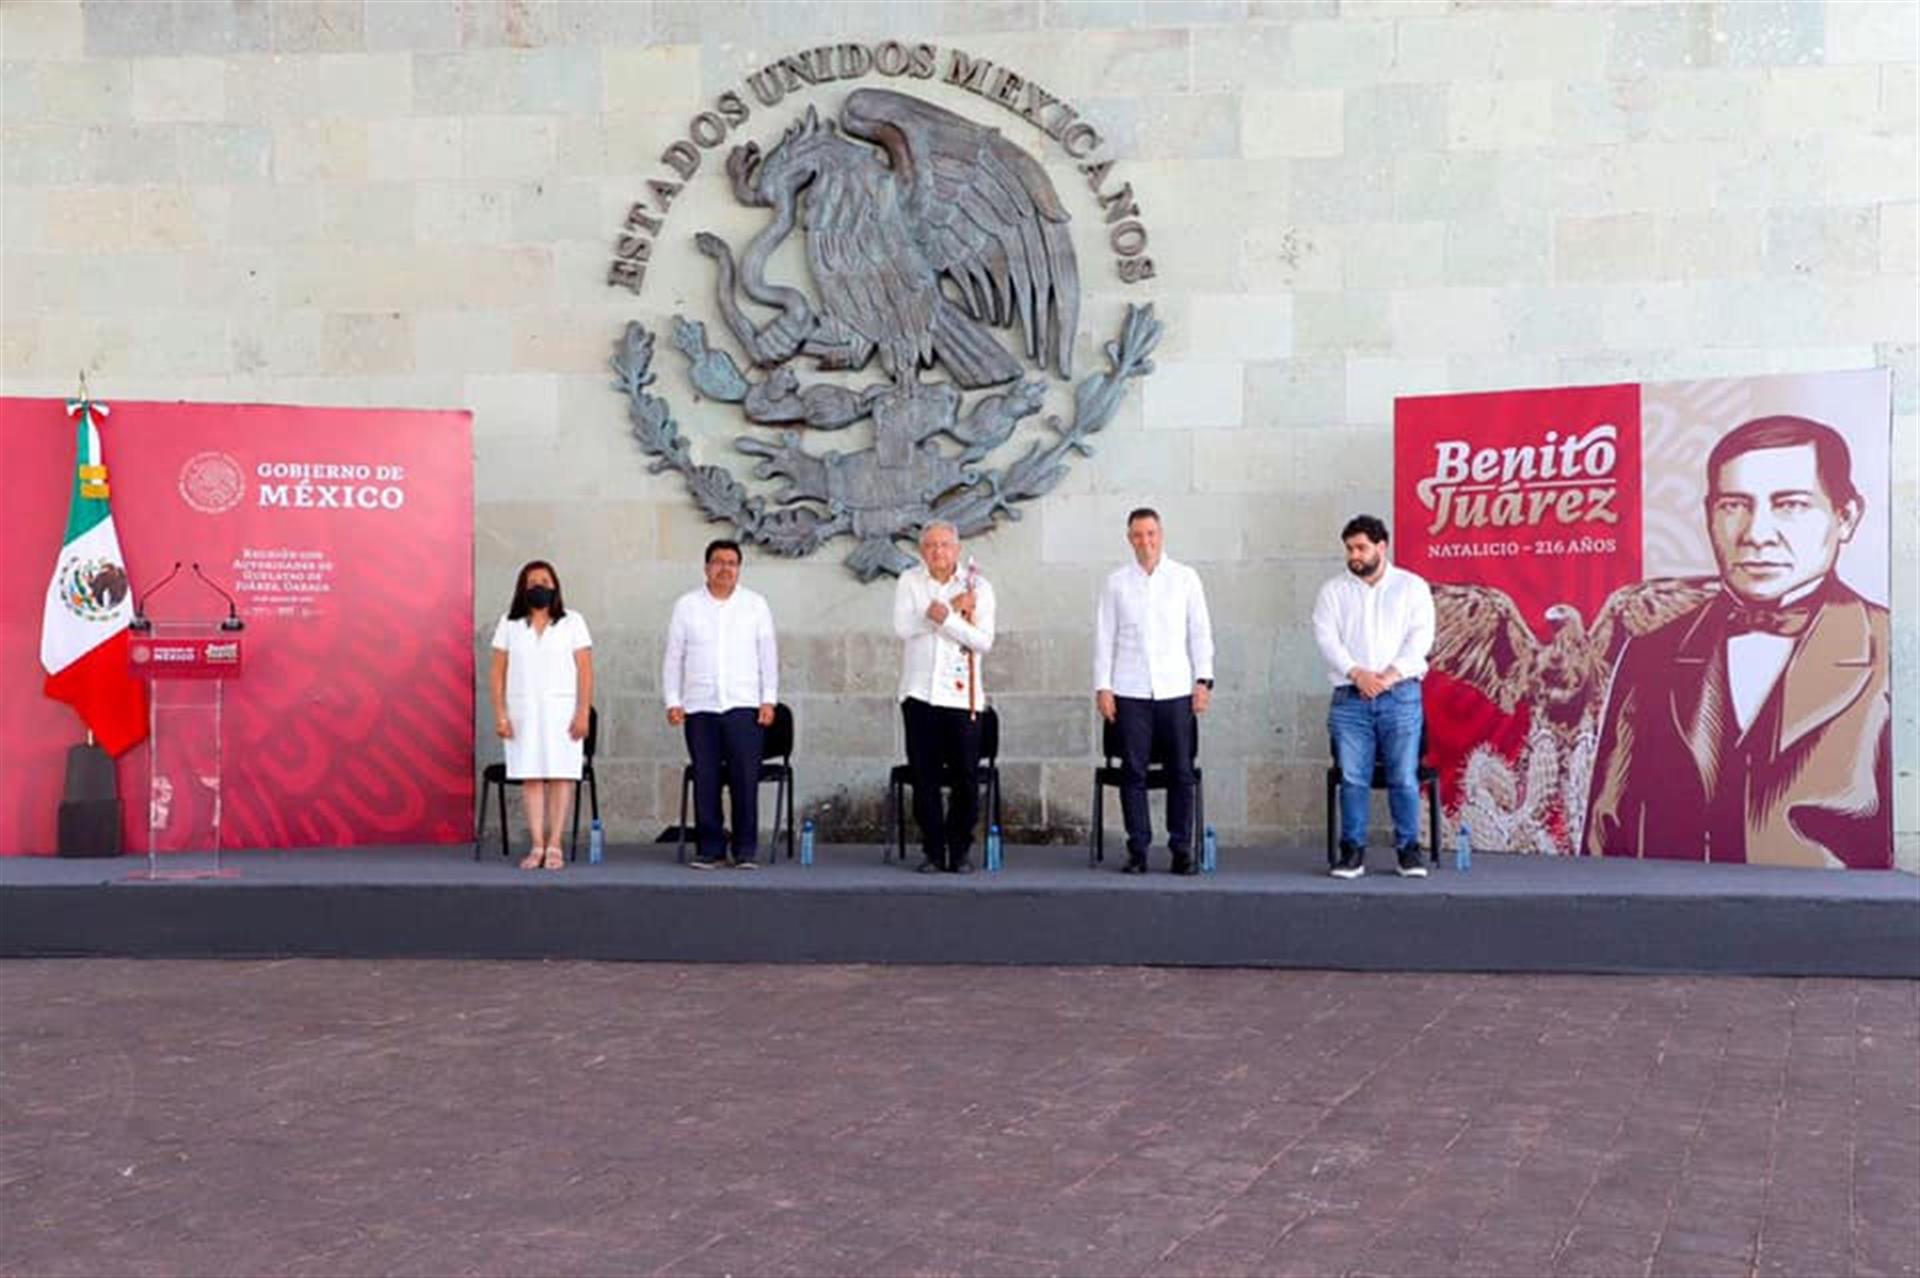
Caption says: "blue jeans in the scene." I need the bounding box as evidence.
[1329,681,1423,850]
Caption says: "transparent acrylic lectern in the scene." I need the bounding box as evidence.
[128,621,244,880]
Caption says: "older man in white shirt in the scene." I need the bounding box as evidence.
[1311,514,1435,881]
[1094,508,1215,875]
[894,521,995,874]
[664,539,779,869]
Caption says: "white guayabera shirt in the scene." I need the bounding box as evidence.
[662,586,779,715]
[1094,555,1215,700]
[1311,563,1435,688]
[893,563,995,712]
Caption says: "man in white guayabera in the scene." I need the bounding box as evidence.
[664,539,779,870]
[1093,508,1215,876]
[894,521,995,875]
[1312,515,1435,881]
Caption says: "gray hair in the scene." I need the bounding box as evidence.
[918,520,958,544]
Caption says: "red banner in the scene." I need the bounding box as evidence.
[1397,370,1893,869]
[1396,383,1642,857]
[2,399,474,854]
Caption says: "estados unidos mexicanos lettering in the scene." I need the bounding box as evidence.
[608,41,1156,295]
[1413,425,1620,537]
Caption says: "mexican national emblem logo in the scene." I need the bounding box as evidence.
[612,84,1161,579]
[178,451,246,515]
[59,556,130,623]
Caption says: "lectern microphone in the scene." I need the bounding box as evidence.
[190,563,246,631]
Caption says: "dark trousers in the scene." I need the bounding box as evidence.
[902,697,982,868]
[685,707,765,862]
[1116,694,1195,858]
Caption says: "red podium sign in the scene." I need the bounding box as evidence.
[129,635,244,679]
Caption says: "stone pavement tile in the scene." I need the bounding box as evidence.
[1655,1224,1761,1260]
[1750,1229,1855,1278]
[1648,1245,1754,1278]
[1449,1237,1567,1278]
[1548,1225,1657,1277]
[1140,1239,1277,1278]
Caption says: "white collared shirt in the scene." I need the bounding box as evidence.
[894,563,995,712]
[1726,633,1792,733]
[663,585,778,714]
[1094,555,1215,700]
[1311,563,1435,687]
[1725,576,1821,734]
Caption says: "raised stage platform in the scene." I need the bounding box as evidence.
[2,843,1915,976]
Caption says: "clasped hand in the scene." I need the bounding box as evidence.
[1350,669,1401,699]
[926,591,975,626]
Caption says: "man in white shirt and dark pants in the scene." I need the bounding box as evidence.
[1311,515,1435,880]
[1094,508,1215,875]
[664,539,779,869]
[894,521,996,874]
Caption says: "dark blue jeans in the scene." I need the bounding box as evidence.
[1329,681,1423,850]
[685,707,765,862]
[1116,695,1196,856]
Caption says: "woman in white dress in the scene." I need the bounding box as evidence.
[488,560,594,870]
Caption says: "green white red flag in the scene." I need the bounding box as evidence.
[41,399,147,755]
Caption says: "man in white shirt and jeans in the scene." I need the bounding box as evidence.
[894,521,996,874]
[1094,508,1215,875]
[1311,515,1435,880]
[664,539,779,869]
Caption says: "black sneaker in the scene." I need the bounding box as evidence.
[1121,853,1148,875]
[1395,843,1428,878]
[690,855,726,871]
[949,858,976,875]
[731,857,759,870]
[1330,843,1366,880]
[915,858,945,874]
[1169,852,1197,876]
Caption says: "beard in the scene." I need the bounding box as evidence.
[1347,555,1380,578]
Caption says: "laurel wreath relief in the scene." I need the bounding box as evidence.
[611,302,1162,581]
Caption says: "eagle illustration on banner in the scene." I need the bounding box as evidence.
[1430,578,1714,856]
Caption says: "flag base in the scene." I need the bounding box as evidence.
[56,744,122,858]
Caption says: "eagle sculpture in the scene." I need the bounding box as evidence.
[701,88,1080,389]
[1432,576,1717,739]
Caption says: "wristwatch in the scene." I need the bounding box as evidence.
[1195,678,1215,690]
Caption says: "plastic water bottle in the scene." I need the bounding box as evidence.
[1454,823,1471,873]
[588,817,604,865]
[800,818,815,866]
[1202,825,1218,873]
[986,824,1003,872]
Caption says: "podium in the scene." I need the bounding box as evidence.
[128,625,244,880]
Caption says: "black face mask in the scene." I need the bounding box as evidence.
[525,585,555,610]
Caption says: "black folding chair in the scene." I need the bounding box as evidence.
[475,706,599,862]
[1324,724,1441,866]
[887,705,1003,863]
[1089,713,1202,866]
[676,702,798,862]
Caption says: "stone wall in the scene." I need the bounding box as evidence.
[3,0,1915,861]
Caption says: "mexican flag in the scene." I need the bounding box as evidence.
[41,399,147,756]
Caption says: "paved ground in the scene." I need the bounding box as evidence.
[1,963,1914,1278]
